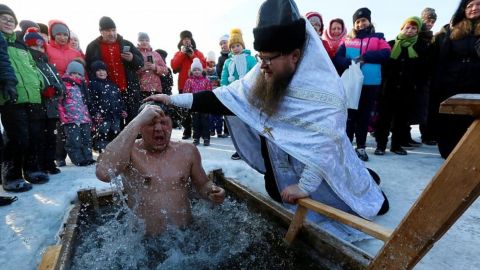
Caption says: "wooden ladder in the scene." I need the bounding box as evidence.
[285,94,480,269]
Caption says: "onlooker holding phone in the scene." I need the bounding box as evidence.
[136,32,167,100]
[85,16,143,127]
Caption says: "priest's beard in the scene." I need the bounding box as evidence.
[248,71,293,117]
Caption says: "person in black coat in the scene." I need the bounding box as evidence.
[88,60,127,152]
[374,16,429,155]
[428,0,480,158]
[85,16,143,127]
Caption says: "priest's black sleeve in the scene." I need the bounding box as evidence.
[191,91,234,115]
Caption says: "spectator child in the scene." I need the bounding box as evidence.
[334,7,391,162]
[59,61,94,166]
[88,60,127,152]
[183,58,212,146]
[24,27,65,174]
[206,51,226,138]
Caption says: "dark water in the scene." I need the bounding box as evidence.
[71,194,324,270]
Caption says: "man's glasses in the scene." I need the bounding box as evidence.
[255,54,282,65]
[0,16,15,25]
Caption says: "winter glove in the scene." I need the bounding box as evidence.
[42,86,56,98]
[2,81,18,104]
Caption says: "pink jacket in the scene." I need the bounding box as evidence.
[46,20,83,76]
[136,47,167,93]
[183,75,212,94]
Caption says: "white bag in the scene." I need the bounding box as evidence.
[340,61,364,110]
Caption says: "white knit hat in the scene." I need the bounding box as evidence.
[190,58,203,71]
[206,51,216,62]
[219,34,229,44]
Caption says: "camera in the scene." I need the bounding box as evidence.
[147,55,153,63]
[183,45,193,54]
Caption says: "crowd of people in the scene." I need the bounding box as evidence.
[0,0,478,229]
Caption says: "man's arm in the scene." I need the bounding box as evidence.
[96,105,165,182]
[189,145,225,203]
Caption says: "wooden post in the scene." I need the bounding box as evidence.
[369,94,480,269]
[77,188,100,213]
[284,204,308,244]
[38,245,61,270]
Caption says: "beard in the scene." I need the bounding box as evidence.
[248,70,294,117]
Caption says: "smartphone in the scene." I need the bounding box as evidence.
[147,55,153,63]
[122,45,130,53]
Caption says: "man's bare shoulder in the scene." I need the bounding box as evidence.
[168,140,198,155]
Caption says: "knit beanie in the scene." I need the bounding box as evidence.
[138,32,150,41]
[91,60,107,74]
[0,4,17,26]
[38,23,48,36]
[99,16,116,31]
[219,34,229,44]
[19,20,39,32]
[228,28,245,49]
[66,61,85,77]
[421,7,437,21]
[352,7,371,24]
[51,23,69,37]
[23,27,45,48]
[190,58,203,71]
[306,12,324,34]
[206,51,216,62]
[401,16,423,30]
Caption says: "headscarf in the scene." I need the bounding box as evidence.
[322,18,347,53]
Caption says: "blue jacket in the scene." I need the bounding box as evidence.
[0,33,16,87]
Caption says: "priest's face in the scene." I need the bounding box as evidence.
[249,49,301,116]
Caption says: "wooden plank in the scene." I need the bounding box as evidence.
[298,199,393,242]
[284,204,308,244]
[439,94,480,117]
[369,119,480,269]
[38,245,61,270]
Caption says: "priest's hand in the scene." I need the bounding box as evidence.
[143,94,171,105]
[281,184,309,204]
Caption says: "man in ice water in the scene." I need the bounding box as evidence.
[96,102,225,236]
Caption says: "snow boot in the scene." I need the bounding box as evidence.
[2,179,32,192]
[25,171,49,184]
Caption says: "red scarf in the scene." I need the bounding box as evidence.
[99,41,128,92]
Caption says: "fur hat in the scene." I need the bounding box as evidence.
[305,12,324,35]
[228,28,245,49]
[421,7,437,21]
[66,60,85,77]
[177,30,197,50]
[0,4,17,26]
[99,16,116,31]
[51,23,69,37]
[219,34,229,44]
[352,7,371,24]
[19,20,39,33]
[190,58,203,71]
[401,16,423,30]
[206,51,216,62]
[253,0,306,53]
[91,60,107,74]
[23,27,45,48]
[138,32,149,42]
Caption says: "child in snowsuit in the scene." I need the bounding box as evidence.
[88,60,127,152]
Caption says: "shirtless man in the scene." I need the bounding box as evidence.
[96,102,225,236]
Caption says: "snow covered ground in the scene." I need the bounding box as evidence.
[0,126,478,270]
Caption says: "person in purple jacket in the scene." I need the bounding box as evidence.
[334,7,391,162]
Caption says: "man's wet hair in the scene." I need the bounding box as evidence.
[138,101,175,118]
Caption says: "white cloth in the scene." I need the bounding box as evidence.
[170,93,193,108]
[213,22,384,219]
